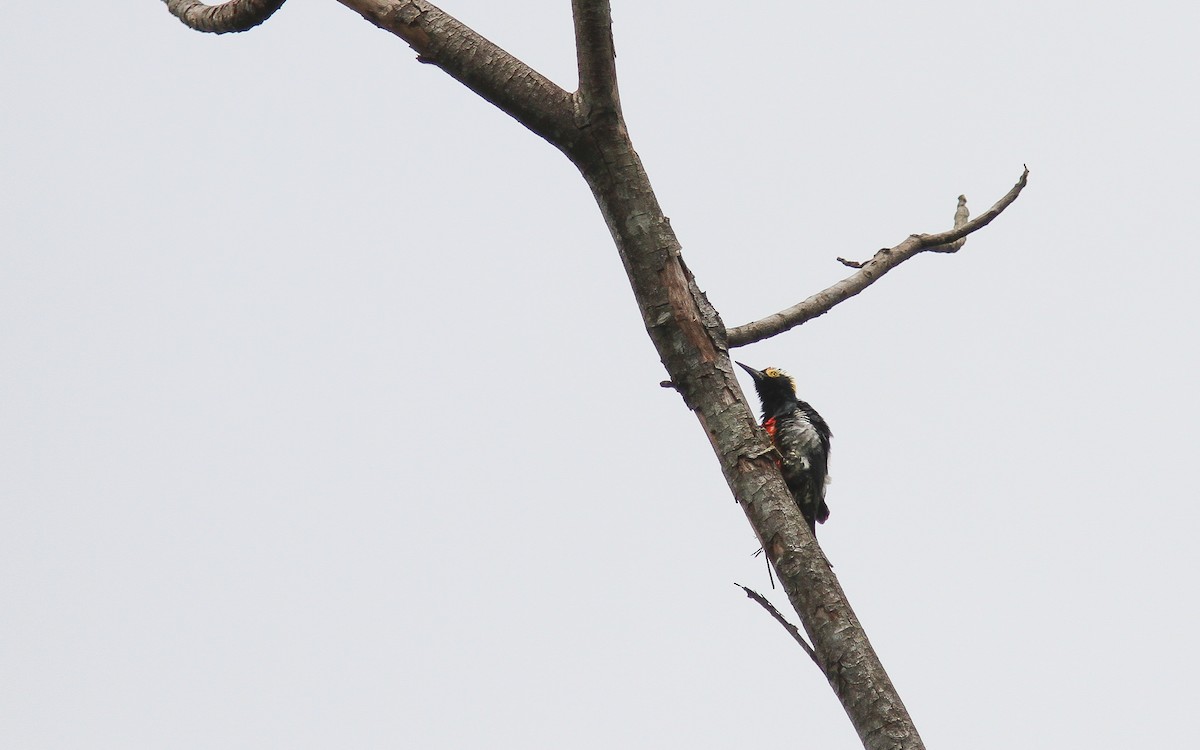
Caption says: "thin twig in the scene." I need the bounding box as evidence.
[737,584,822,669]
[727,167,1029,347]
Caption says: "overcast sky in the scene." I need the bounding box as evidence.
[3,2,1198,748]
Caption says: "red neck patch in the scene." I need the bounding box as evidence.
[762,417,781,467]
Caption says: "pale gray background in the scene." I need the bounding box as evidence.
[3,2,1197,748]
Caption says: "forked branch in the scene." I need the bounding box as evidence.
[162,0,288,33]
[727,167,1029,347]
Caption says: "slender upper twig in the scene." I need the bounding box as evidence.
[572,0,621,120]
[727,167,1029,347]
[162,0,288,34]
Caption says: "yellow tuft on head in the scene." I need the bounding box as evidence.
[762,367,796,391]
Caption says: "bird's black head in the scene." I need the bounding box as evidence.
[737,361,799,417]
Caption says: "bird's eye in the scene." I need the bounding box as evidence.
[764,368,781,378]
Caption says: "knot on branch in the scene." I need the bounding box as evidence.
[926,193,972,254]
[163,0,288,34]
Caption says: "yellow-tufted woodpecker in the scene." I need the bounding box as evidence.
[738,362,832,534]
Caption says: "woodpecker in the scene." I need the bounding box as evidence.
[737,362,832,534]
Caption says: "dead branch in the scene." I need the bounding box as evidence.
[162,0,288,33]
[727,167,1029,347]
[738,584,821,668]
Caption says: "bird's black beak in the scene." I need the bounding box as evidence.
[735,361,764,382]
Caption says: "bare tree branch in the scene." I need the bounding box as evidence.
[154,5,998,746]
[163,1,578,148]
[572,0,621,118]
[333,1,578,150]
[324,7,931,743]
[728,166,1029,347]
[571,125,926,750]
[738,583,821,668]
[162,0,288,34]
[838,193,971,268]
